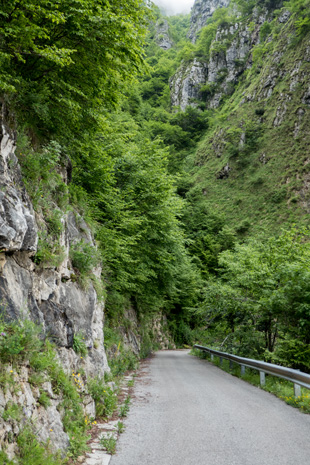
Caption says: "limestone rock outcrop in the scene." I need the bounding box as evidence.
[155,18,173,50]
[170,2,281,111]
[188,0,230,43]
[0,105,38,252]
[0,367,71,458]
[0,103,108,455]
[170,59,207,110]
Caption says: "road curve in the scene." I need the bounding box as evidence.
[110,350,310,465]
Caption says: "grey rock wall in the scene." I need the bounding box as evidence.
[155,18,173,50]
[188,0,230,43]
[0,366,71,458]
[0,104,109,454]
[0,105,37,252]
[170,4,276,111]
[170,59,208,110]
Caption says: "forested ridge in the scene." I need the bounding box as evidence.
[1,0,310,460]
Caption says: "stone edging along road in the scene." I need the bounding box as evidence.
[80,373,136,465]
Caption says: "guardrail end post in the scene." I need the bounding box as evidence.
[241,365,245,375]
[294,383,301,398]
[211,354,214,362]
[260,371,266,386]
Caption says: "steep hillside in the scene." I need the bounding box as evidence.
[139,1,310,237]
[170,0,310,236]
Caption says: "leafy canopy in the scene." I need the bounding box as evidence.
[0,0,151,138]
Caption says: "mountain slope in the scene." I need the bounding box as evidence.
[169,1,310,235]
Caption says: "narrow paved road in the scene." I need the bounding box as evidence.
[111,350,310,465]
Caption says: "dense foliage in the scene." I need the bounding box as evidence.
[1,0,310,385]
[131,0,310,368]
[0,0,150,139]
[195,229,310,371]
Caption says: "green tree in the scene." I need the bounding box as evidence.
[0,0,150,139]
[196,229,310,370]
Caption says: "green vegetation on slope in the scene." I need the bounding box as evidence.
[0,316,143,462]
[180,1,310,367]
[193,228,310,371]
[0,319,91,461]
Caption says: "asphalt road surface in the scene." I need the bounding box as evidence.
[110,350,310,465]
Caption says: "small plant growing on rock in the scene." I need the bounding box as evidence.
[0,319,43,364]
[70,240,101,275]
[119,395,131,418]
[38,391,51,408]
[29,372,46,387]
[72,333,88,357]
[100,434,117,455]
[87,377,118,419]
[2,402,23,421]
[117,420,125,434]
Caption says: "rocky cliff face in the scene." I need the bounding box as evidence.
[155,18,173,50]
[188,0,230,43]
[0,107,108,378]
[170,4,272,110]
[170,59,208,110]
[0,103,109,455]
[0,106,37,253]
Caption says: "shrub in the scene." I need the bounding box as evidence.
[0,451,15,465]
[72,333,88,357]
[100,434,117,454]
[255,108,265,116]
[87,377,118,419]
[119,395,131,418]
[117,420,125,434]
[34,233,66,268]
[0,320,43,364]
[109,350,138,376]
[259,21,272,42]
[17,427,64,465]
[2,402,23,421]
[70,240,101,275]
[38,391,51,408]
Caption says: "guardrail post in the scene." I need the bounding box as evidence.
[219,357,223,365]
[294,383,301,398]
[241,365,245,375]
[211,354,214,362]
[260,371,266,386]
[229,360,233,370]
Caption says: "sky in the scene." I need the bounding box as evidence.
[152,0,195,16]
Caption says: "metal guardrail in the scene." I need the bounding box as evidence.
[193,344,310,397]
